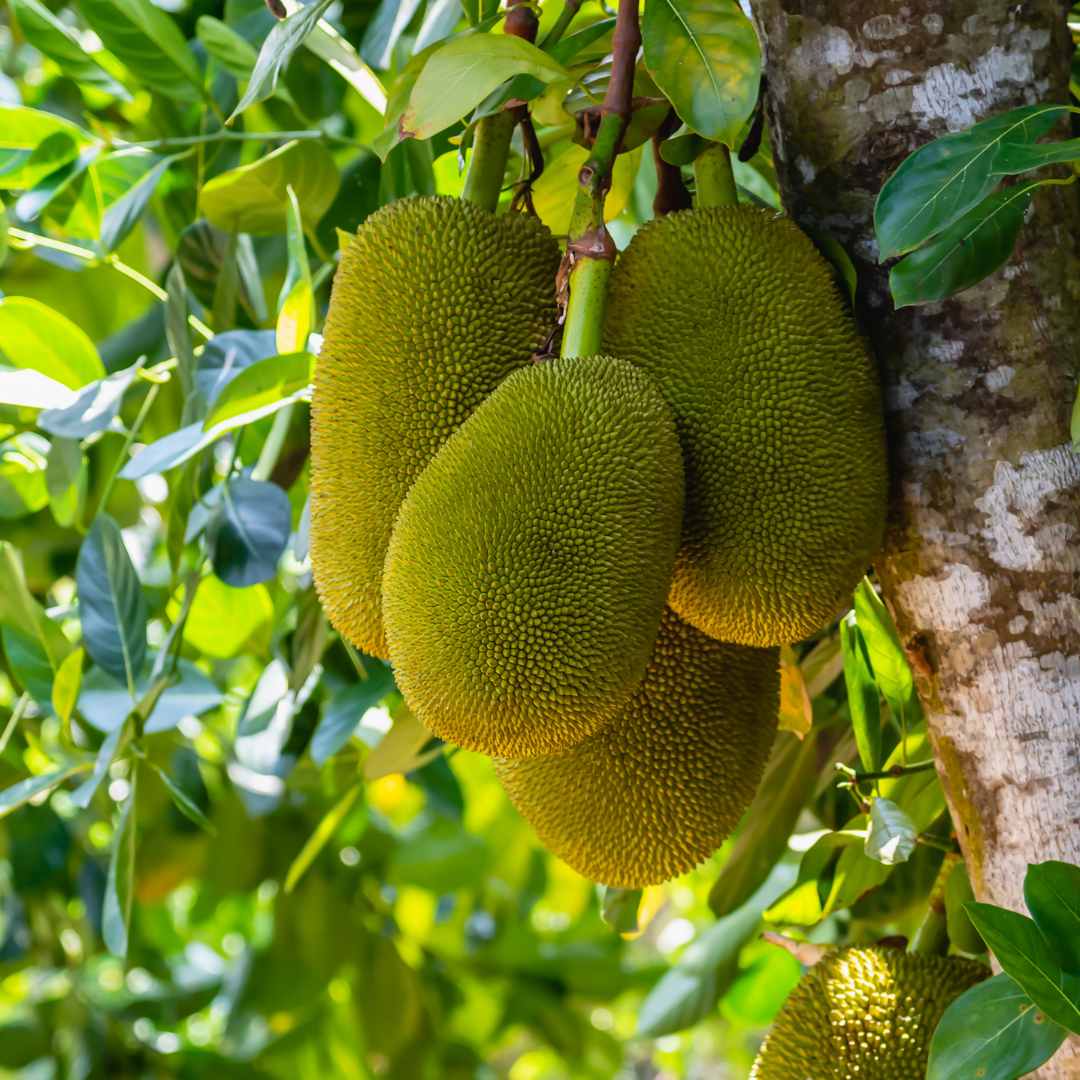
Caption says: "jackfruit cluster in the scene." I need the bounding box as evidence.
[750,946,987,1079]
[310,196,886,888]
[603,208,887,647]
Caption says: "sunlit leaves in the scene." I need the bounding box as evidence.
[840,612,881,771]
[0,433,49,520]
[1025,861,1080,975]
[641,0,759,147]
[0,105,97,191]
[228,0,334,122]
[402,34,569,140]
[864,797,916,866]
[78,0,205,104]
[197,140,339,234]
[0,296,105,388]
[0,540,72,669]
[202,352,313,431]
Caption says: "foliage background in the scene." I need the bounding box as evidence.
[3,0,1058,1076]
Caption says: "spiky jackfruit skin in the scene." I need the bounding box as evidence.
[602,207,887,647]
[494,607,779,886]
[383,355,684,759]
[310,196,560,659]
[750,946,987,1080]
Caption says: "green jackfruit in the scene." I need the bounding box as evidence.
[495,606,779,887]
[603,207,887,647]
[311,196,560,659]
[750,946,987,1080]
[383,355,684,759]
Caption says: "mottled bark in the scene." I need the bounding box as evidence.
[747,2,1080,1073]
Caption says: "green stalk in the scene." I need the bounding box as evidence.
[559,0,639,358]
[461,111,516,212]
[695,143,739,208]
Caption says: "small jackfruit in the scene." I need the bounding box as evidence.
[383,355,684,759]
[311,196,560,659]
[603,207,887,647]
[495,606,779,887]
[750,946,987,1080]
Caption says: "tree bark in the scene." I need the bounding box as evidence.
[747,2,1080,1074]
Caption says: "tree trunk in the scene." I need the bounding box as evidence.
[747,1,1080,1074]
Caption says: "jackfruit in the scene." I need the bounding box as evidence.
[495,606,779,886]
[382,354,684,759]
[750,945,987,1080]
[603,207,887,647]
[311,196,560,659]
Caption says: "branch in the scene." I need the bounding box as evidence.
[559,0,639,358]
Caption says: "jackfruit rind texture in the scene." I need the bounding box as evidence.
[603,207,887,647]
[750,946,987,1080]
[383,355,685,759]
[310,196,560,659]
[495,607,779,886]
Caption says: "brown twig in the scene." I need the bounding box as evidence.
[652,108,692,215]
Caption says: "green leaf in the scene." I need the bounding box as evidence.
[45,437,87,528]
[966,902,1080,1034]
[637,896,765,1036]
[0,297,105,388]
[228,0,334,123]
[39,363,140,440]
[852,577,918,727]
[78,661,220,736]
[202,352,313,431]
[0,433,49,520]
[709,729,823,918]
[208,477,292,588]
[765,828,870,924]
[145,761,215,834]
[11,0,129,98]
[195,15,258,80]
[284,781,363,893]
[78,0,203,103]
[864,797,916,865]
[363,702,438,780]
[312,664,396,766]
[303,16,386,116]
[1024,862,1080,975]
[0,540,72,669]
[276,187,314,354]
[0,105,96,190]
[102,772,137,957]
[402,34,569,140]
[99,153,180,254]
[197,140,339,235]
[173,577,272,661]
[601,887,642,934]
[875,103,1074,260]
[641,0,759,147]
[76,514,147,694]
[840,613,881,772]
[0,764,90,819]
[51,646,84,728]
[927,973,1067,1080]
[889,179,1062,308]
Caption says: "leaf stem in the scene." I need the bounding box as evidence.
[694,143,739,208]
[252,405,295,482]
[559,0,638,358]
[7,227,214,340]
[540,0,582,48]
[0,694,31,757]
[836,759,936,782]
[909,852,960,956]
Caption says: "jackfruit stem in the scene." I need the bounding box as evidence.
[695,143,739,208]
[462,112,515,212]
[560,0,639,358]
